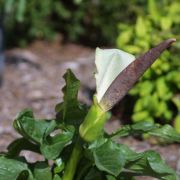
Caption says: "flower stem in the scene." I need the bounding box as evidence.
[79,100,110,142]
[62,138,82,180]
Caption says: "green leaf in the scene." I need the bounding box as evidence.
[53,174,62,180]
[116,29,132,47]
[124,150,178,180]
[117,172,135,180]
[123,45,141,54]
[7,138,40,158]
[33,162,52,180]
[13,109,57,144]
[149,124,180,142]
[139,81,154,97]
[16,0,26,22]
[132,111,150,122]
[84,167,103,180]
[160,17,173,31]
[4,0,14,13]
[113,143,178,179]
[40,126,74,159]
[148,0,161,23]
[91,139,178,179]
[174,115,180,133]
[93,140,126,177]
[111,121,158,137]
[88,137,108,150]
[106,175,116,180]
[156,78,171,100]
[0,156,33,180]
[111,121,180,142]
[54,158,64,174]
[13,109,74,159]
[172,95,180,111]
[135,16,147,37]
[55,69,87,126]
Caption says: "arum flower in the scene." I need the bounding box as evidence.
[95,38,176,111]
[95,48,135,110]
[80,38,176,142]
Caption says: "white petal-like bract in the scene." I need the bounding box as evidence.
[95,48,135,103]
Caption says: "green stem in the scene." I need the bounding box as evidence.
[62,138,82,180]
[79,100,110,142]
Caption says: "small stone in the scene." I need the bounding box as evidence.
[27,90,44,101]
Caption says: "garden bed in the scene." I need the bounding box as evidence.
[0,40,179,178]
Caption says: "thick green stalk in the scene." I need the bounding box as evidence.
[63,98,110,179]
[79,97,110,142]
[62,139,82,180]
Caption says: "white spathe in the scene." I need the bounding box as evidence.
[95,48,135,103]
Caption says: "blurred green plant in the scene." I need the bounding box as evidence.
[116,0,180,129]
[58,0,137,46]
[1,0,69,46]
[173,95,180,133]
[0,0,139,46]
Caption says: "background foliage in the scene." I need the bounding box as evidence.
[1,0,142,46]
[116,0,180,131]
[0,0,180,129]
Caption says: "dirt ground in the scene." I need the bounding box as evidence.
[0,39,179,179]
